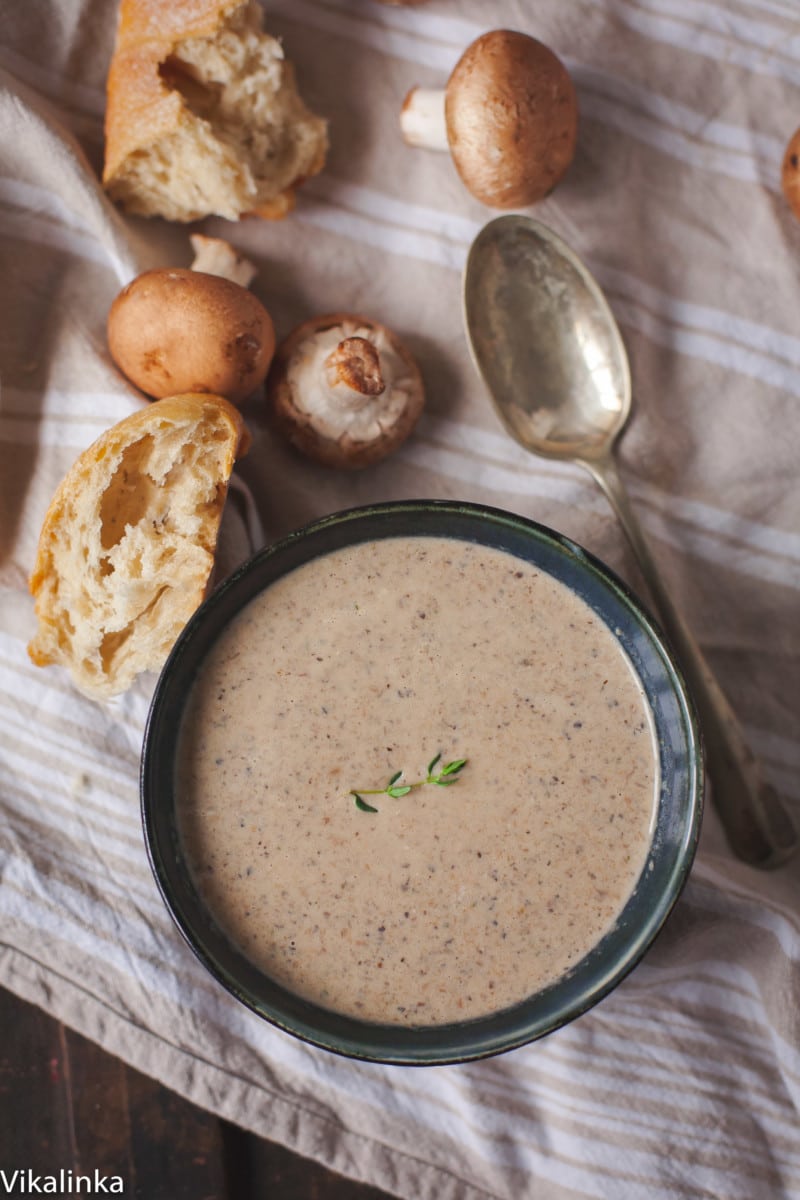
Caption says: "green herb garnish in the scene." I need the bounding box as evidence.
[351,755,468,812]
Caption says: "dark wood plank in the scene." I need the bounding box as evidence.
[58,1021,132,1180]
[221,1122,396,1200]
[0,986,228,1197]
[0,990,75,1167]
[123,1066,228,1200]
[0,989,396,1200]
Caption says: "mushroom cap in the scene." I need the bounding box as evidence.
[107,268,275,404]
[268,313,425,469]
[782,126,800,222]
[445,30,578,209]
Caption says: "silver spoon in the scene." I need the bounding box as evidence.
[463,213,797,869]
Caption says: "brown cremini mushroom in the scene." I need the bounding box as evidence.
[107,241,275,404]
[400,29,578,209]
[268,314,425,469]
[782,126,800,222]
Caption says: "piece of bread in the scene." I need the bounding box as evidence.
[28,394,249,699]
[103,0,328,222]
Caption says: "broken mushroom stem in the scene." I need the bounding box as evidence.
[325,337,386,408]
[189,233,257,288]
[400,88,449,150]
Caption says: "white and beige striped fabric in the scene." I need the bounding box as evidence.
[2,0,800,1196]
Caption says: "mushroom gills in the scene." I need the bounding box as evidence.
[288,325,412,443]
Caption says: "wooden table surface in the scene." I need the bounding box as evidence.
[0,988,396,1199]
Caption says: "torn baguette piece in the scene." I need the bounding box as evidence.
[28,394,249,700]
[103,0,328,222]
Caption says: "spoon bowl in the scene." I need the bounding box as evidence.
[463,214,798,868]
[465,215,630,460]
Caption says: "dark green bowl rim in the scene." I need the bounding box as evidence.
[140,499,703,1065]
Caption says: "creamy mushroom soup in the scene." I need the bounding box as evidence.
[177,537,658,1026]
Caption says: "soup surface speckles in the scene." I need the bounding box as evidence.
[177,537,658,1026]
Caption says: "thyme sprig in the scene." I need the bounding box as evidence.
[351,753,468,813]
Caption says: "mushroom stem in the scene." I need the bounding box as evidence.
[189,234,258,288]
[324,337,386,409]
[400,87,449,150]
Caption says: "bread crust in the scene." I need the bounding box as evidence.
[104,0,242,184]
[103,0,328,221]
[28,393,250,698]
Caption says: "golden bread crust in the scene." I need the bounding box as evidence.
[103,0,242,181]
[28,393,249,698]
[103,0,328,221]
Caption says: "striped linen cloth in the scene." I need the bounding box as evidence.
[2,1,800,1196]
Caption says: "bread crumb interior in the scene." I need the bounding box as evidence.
[30,409,237,697]
[108,1,326,221]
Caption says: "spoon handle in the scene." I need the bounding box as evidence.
[586,454,798,869]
